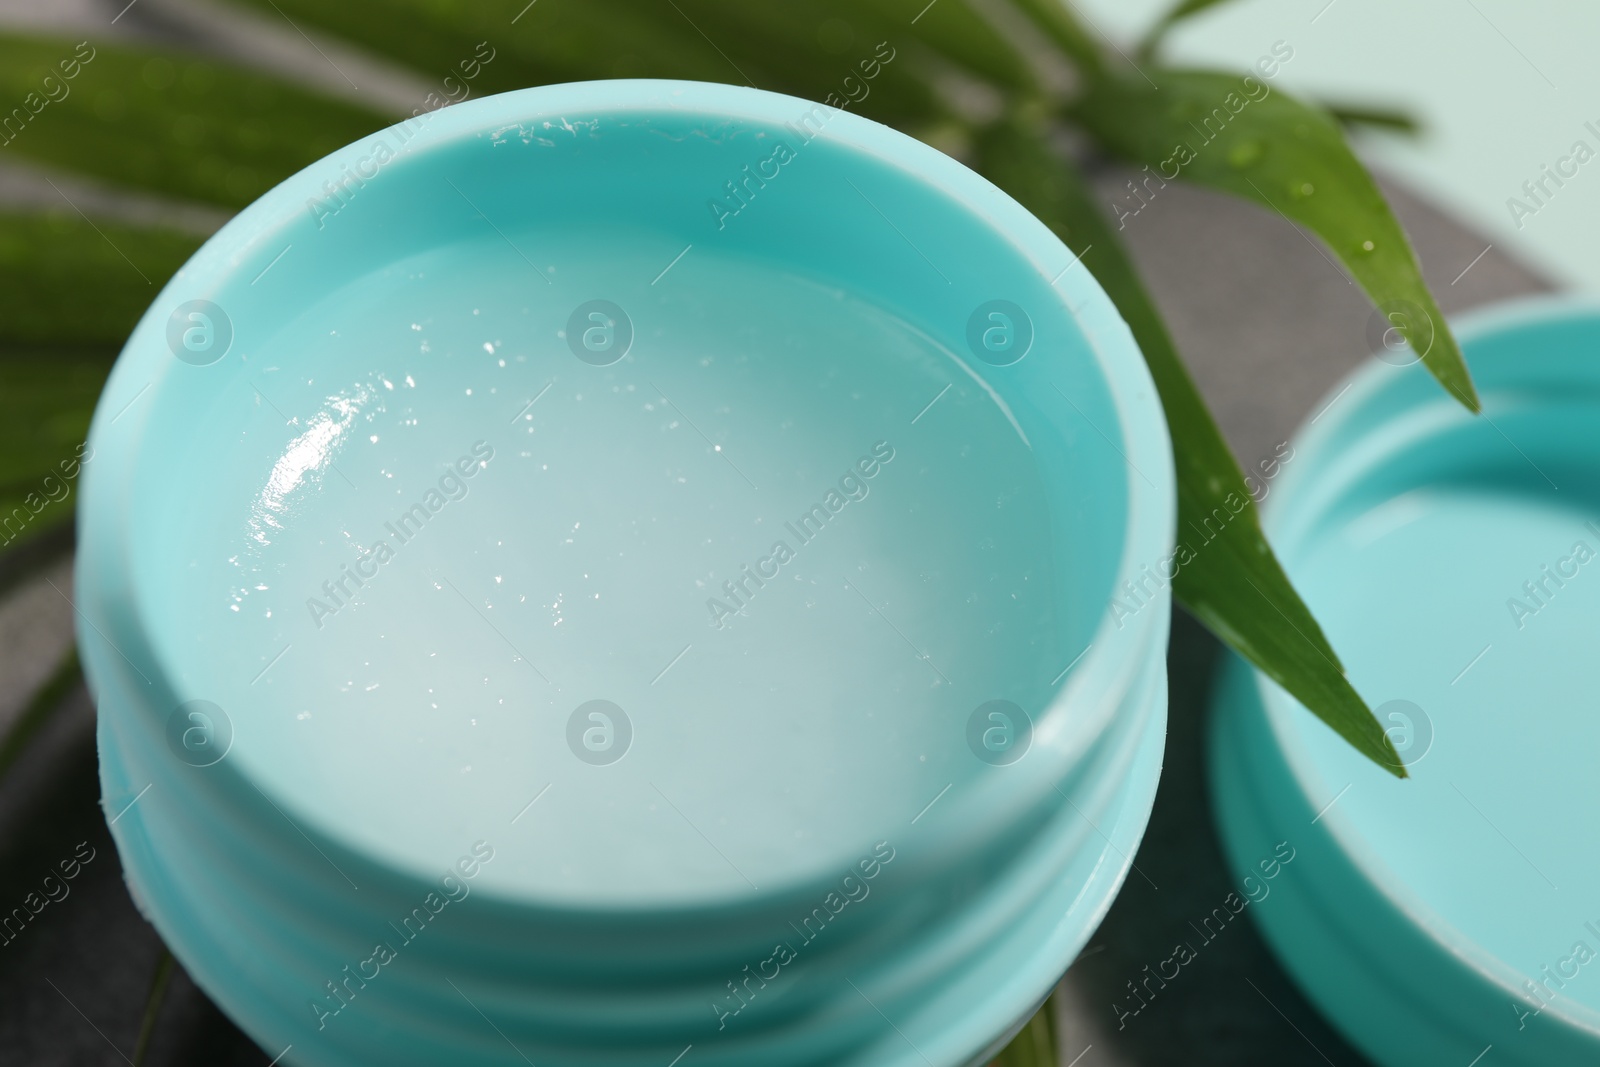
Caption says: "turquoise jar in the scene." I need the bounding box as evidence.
[1211,298,1600,1065]
[79,80,1174,1065]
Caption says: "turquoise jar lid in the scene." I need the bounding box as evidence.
[1211,298,1600,1065]
[78,80,1174,1066]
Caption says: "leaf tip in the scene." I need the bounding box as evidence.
[1372,731,1410,779]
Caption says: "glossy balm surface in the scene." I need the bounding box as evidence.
[81,81,1173,1066]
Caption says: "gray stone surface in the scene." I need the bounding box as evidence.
[0,559,76,739]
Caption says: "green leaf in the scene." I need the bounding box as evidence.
[989,992,1059,1065]
[1323,101,1422,136]
[1139,0,1238,56]
[974,113,1405,776]
[0,212,189,558]
[999,0,1103,76]
[1072,70,1478,411]
[816,0,1035,94]
[133,947,176,1067]
[0,212,203,348]
[0,350,107,556]
[0,33,391,209]
[220,0,1017,127]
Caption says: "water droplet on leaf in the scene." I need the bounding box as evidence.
[1228,140,1263,168]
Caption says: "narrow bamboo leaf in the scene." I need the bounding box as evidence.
[0,212,193,557]
[974,114,1404,775]
[221,0,1011,126]
[1141,0,1240,55]
[133,946,176,1067]
[1073,70,1478,411]
[0,351,105,482]
[1002,0,1104,76]
[837,0,1037,92]
[1323,102,1422,135]
[0,351,106,557]
[0,33,391,209]
[646,0,1004,117]
[0,212,203,348]
[989,992,1059,1065]
[225,0,742,95]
